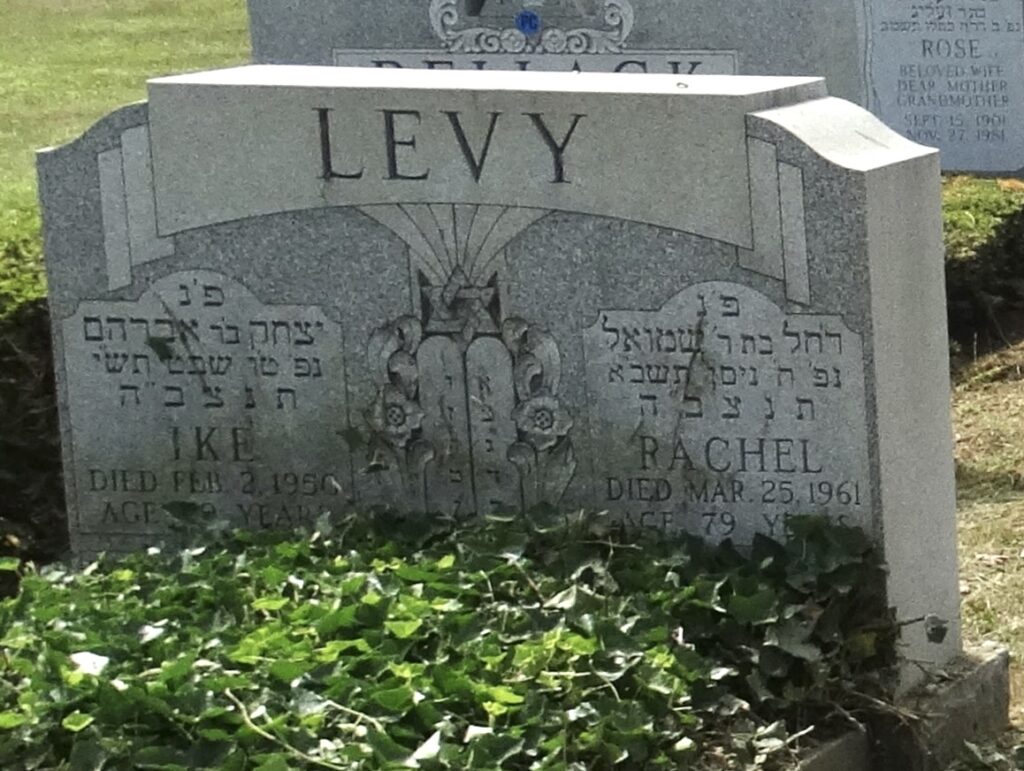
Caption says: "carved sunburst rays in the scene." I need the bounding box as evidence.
[359,204,549,287]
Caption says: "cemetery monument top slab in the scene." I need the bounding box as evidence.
[160,64,821,95]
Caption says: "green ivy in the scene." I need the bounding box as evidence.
[942,178,1024,354]
[0,206,44,321]
[0,512,895,770]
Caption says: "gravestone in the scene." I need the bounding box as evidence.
[247,0,1024,173]
[39,65,959,684]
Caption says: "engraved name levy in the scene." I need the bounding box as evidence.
[63,271,350,534]
[584,282,871,543]
[317,108,586,184]
[150,86,784,245]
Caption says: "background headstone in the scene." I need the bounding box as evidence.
[246,0,1024,173]
[39,66,959,685]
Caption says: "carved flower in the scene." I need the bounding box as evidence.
[367,385,425,449]
[513,392,573,452]
[500,28,528,53]
[540,27,568,54]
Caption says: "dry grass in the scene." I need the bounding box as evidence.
[955,345,1024,731]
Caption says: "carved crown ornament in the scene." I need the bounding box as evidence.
[429,0,636,55]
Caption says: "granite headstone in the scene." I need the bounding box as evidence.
[39,66,959,683]
[247,0,1024,173]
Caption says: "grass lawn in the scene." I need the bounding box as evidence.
[0,0,249,311]
[0,0,249,224]
[956,350,1024,721]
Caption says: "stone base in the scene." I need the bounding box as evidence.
[798,643,1010,771]
[799,729,870,771]
[878,642,1011,771]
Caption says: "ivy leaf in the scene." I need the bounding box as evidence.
[464,725,493,742]
[482,701,510,719]
[394,565,441,583]
[61,711,95,732]
[846,630,879,660]
[198,728,234,741]
[467,734,525,766]
[372,686,416,714]
[367,729,411,762]
[716,694,750,717]
[674,736,697,753]
[765,621,822,662]
[68,736,107,771]
[138,624,167,644]
[436,554,456,570]
[69,651,109,676]
[759,646,792,678]
[253,756,291,771]
[132,745,189,769]
[544,585,578,610]
[251,597,288,612]
[727,588,778,625]
[433,665,476,699]
[316,637,370,662]
[269,660,310,684]
[385,619,423,639]
[0,711,27,730]
[0,556,20,572]
[485,685,525,705]
[315,606,358,637]
[558,632,598,656]
[404,730,442,767]
[160,654,195,685]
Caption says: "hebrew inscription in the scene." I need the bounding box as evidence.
[356,307,577,518]
[62,271,349,537]
[584,283,870,543]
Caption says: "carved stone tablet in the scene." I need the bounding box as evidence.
[867,0,1024,173]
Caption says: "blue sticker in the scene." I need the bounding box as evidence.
[516,9,542,36]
